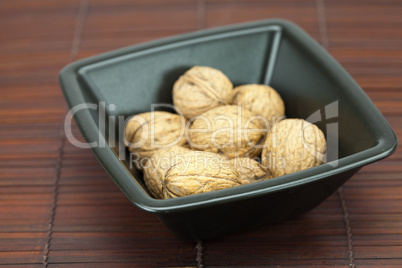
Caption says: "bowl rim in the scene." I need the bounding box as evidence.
[59,19,398,214]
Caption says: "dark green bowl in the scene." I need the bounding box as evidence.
[59,19,398,241]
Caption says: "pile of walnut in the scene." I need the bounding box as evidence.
[125,66,327,199]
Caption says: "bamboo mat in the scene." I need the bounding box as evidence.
[1,0,401,267]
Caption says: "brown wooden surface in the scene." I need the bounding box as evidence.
[1,0,401,267]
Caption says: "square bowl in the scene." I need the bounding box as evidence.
[59,19,398,241]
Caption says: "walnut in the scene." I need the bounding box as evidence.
[173,66,233,119]
[143,145,191,199]
[162,151,241,198]
[122,66,329,198]
[261,119,326,177]
[124,111,187,162]
[229,157,272,184]
[187,105,267,159]
[231,84,285,125]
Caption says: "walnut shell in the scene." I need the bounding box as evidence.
[229,157,272,184]
[143,145,191,199]
[124,111,187,160]
[163,151,241,198]
[231,84,285,125]
[173,66,233,119]
[187,105,267,159]
[261,119,326,177]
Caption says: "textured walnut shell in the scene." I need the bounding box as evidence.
[229,157,272,184]
[173,66,233,119]
[231,84,285,125]
[124,111,187,160]
[163,151,241,198]
[261,119,326,177]
[187,105,267,159]
[143,145,191,199]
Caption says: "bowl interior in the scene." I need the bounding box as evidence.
[74,21,390,199]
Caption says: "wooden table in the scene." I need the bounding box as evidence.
[1,0,401,267]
